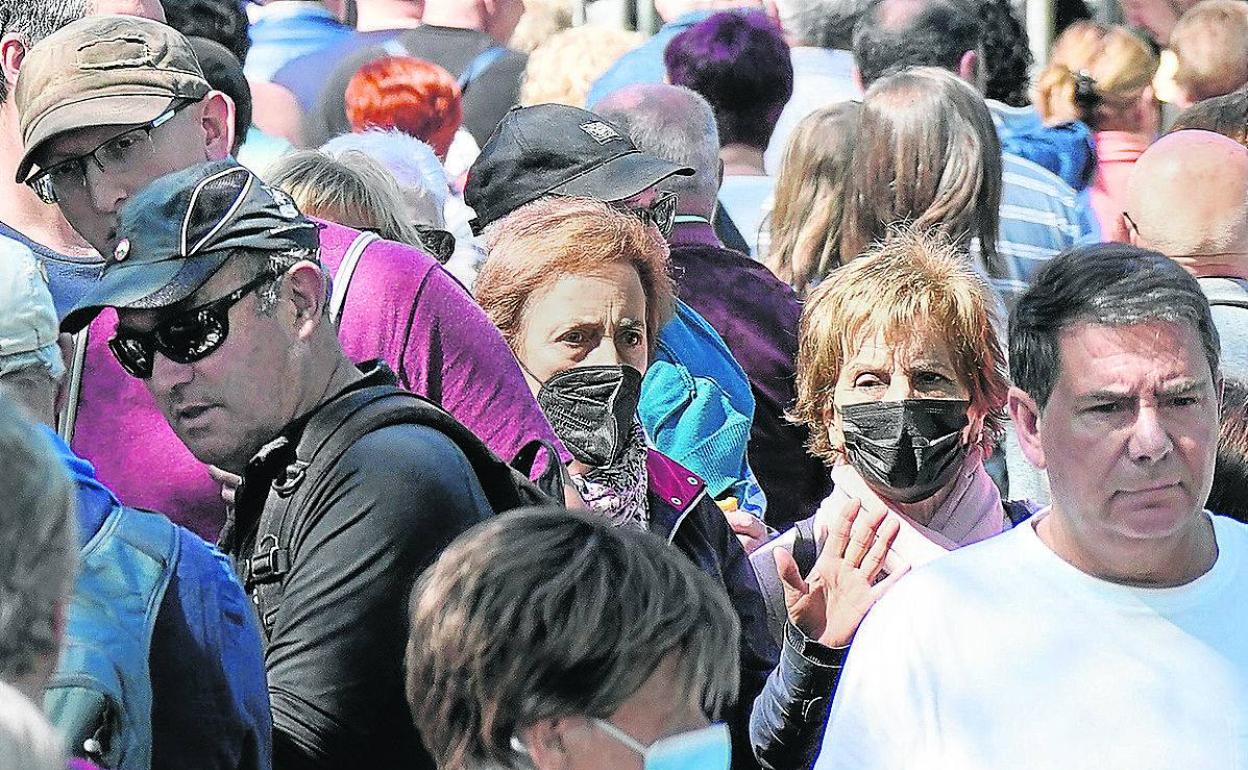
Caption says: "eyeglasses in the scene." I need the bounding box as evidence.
[109,272,275,379]
[414,225,456,264]
[627,190,678,237]
[27,101,193,205]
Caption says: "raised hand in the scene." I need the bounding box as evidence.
[774,498,910,648]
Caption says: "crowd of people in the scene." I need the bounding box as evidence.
[0,0,1246,768]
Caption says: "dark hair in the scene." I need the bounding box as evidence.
[162,0,250,66]
[186,36,249,154]
[979,0,1033,107]
[0,0,88,102]
[664,12,794,150]
[1209,378,1248,522]
[1009,242,1221,410]
[1169,87,1248,149]
[852,0,984,89]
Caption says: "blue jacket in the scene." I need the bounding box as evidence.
[44,428,272,769]
[641,299,761,507]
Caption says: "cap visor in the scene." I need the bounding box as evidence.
[18,93,176,183]
[551,152,694,203]
[60,254,228,334]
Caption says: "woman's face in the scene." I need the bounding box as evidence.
[516,263,650,395]
[827,324,983,447]
[521,653,712,770]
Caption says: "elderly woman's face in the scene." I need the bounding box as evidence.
[516,262,650,392]
[828,324,975,444]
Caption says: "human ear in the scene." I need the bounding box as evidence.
[1007,386,1047,470]
[283,262,329,339]
[521,719,574,770]
[200,92,237,161]
[1,34,26,95]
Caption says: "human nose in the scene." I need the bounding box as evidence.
[883,373,917,401]
[83,160,128,214]
[1127,403,1173,465]
[148,351,194,396]
[583,340,623,367]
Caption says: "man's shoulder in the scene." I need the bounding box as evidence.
[1002,152,1082,210]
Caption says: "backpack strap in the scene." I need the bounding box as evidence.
[243,384,557,637]
[457,44,507,91]
[57,327,90,443]
[1207,293,1248,311]
[329,230,380,324]
[510,439,568,503]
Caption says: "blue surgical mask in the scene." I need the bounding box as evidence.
[592,720,731,770]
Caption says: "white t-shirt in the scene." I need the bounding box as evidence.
[815,512,1248,770]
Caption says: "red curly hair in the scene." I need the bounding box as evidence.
[345,56,463,159]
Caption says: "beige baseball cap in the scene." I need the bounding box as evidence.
[14,15,210,184]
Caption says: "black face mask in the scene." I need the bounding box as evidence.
[536,365,643,468]
[840,398,970,504]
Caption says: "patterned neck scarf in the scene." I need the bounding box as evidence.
[571,421,650,531]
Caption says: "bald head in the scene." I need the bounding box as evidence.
[593,84,721,219]
[1126,130,1248,277]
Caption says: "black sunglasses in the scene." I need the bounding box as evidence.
[109,272,275,379]
[414,225,456,264]
[630,190,677,237]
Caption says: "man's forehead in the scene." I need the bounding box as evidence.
[1055,319,1212,387]
[90,0,167,22]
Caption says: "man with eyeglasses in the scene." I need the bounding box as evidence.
[466,102,773,527]
[13,15,570,542]
[60,158,496,769]
[1124,130,1248,383]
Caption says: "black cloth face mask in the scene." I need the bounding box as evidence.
[840,398,971,504]
[535,365,644,468]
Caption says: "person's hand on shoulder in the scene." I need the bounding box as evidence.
[774,498,910,649]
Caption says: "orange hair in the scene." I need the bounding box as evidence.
[345,56,463,159]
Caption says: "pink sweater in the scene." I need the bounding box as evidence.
[70,220,564,540]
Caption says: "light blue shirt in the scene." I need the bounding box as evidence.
[763,47,859,173]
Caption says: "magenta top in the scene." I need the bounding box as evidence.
[70,220,565,540]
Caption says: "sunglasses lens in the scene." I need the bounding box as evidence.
[415,226,456,264]
[109,335,154,379]
[157,307,228,365]
[651,194,677,237]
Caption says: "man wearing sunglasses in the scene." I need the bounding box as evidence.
[13,15,569,542]
[61,158,497,770]
[466,103,772,526]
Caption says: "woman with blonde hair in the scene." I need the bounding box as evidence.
[763,102,861,296]
[838,68,1002,278]
[1033,22,1160,241]
[266,149,455,262]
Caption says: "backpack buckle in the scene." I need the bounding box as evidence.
[273,460,309,497]
[247,533,290,585]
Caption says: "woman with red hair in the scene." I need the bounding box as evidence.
[345,56,463,160]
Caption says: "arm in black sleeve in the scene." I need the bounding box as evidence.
[750,623,848,770]
[266,424,494,770]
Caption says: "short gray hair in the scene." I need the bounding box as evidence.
[407,507,740,770]
[773,0,869,47]
[0,393,77,683]
[1010,242,1221,409]
[594,85,721,217]
[0,681,66,770]
[0,0,88,101]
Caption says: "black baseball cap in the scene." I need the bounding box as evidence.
[61,159,320,333]
[464,103,693,235]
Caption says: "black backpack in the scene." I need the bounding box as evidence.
[239,383,562,638]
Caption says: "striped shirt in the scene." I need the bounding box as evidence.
[987,152,1098,311]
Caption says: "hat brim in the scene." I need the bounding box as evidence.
[17,93,177,184]
[60,253,229,334]
[551,151,694,204]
